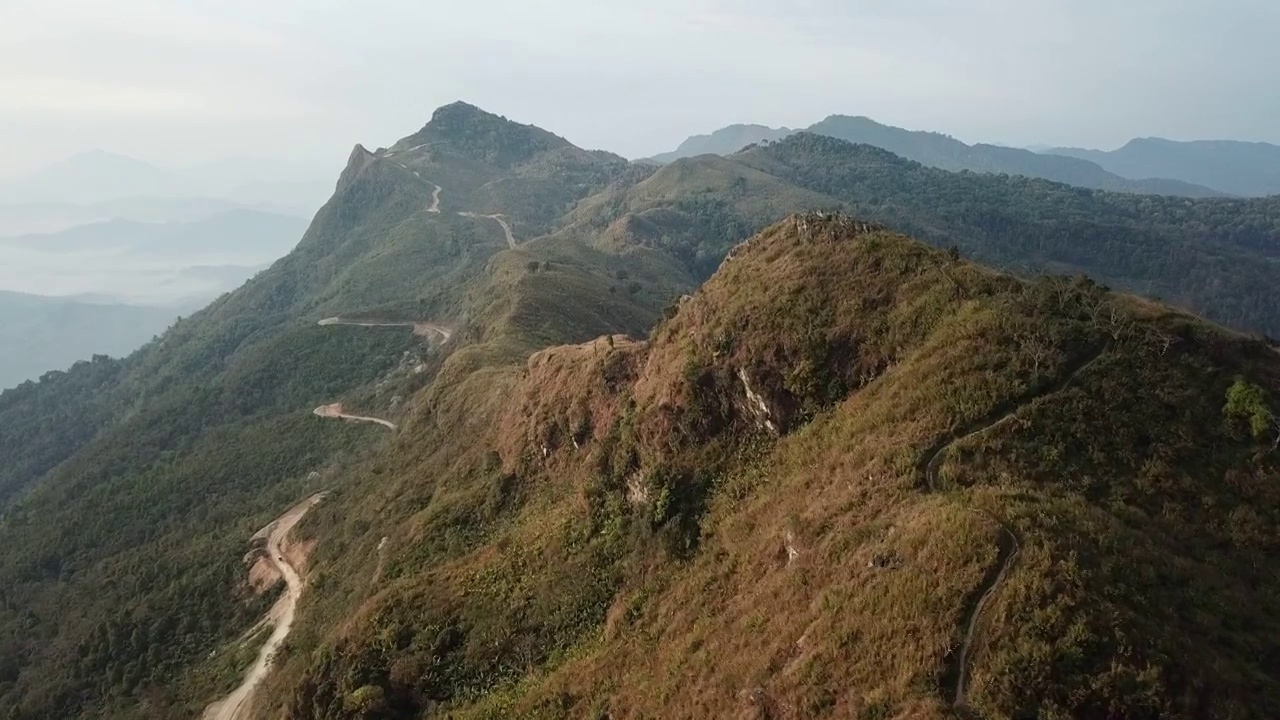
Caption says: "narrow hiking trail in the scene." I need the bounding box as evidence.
[202,495,324,720]
[953,527,1020,708]
[922,344,1108,710]
[313,403,397,431]
[317,317,453,342]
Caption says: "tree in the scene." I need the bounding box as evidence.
[1224,378,1278,450]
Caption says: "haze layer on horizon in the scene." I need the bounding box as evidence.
[3,0,1277,175]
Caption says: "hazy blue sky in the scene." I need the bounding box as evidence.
[3,0,1277,176]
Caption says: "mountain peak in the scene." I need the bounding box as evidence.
[395,101,573,168]
[334,143,377,194]
[425,100,497,126]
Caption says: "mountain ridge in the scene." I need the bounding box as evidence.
[0,103,1278,720]
[645,123,798,164]
[647,114,1230,197]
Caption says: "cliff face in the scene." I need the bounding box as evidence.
[333,144,377,195]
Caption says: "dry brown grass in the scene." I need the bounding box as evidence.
[256,215,1280,720]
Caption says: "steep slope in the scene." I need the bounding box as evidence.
[377,102,630,238]
[3,102,1280,720]
[250,214,1280,719]
[0,106,665,720]
[1049,137,1280,197]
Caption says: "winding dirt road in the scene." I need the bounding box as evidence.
[379,152,522,247]
[427,183,442,213]
[384,155,442,214]
[458,211,517,248]
[313,403,397,431]
[202,495,324,720]
[921,344,1108,709]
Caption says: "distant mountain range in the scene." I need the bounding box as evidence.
[0,150,336,211]
[646,117,1277,198]
[0,195,309,237]
[1,208,307,260]
[0,290,182,390]
[645,124,797,164]
[1046,138,1280,197]
[0,209,304,385]
[0,153,316,391]
[0,209,305,307]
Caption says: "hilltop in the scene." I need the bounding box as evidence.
[0,104,1278,720]
[267,214,1280,719]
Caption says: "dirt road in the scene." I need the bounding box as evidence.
[316,317,451,342]
[201,495,324,720]
[383,154,442,214]
[379,152,518,245]
[458,211,517,248]
[313,402,397,431]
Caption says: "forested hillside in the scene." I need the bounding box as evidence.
[738,134,1280,335]
[583,132,1280,336]
[1,103,1278,720]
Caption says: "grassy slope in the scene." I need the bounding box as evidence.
[4,103,1280,720]
[260,216,1279,720]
